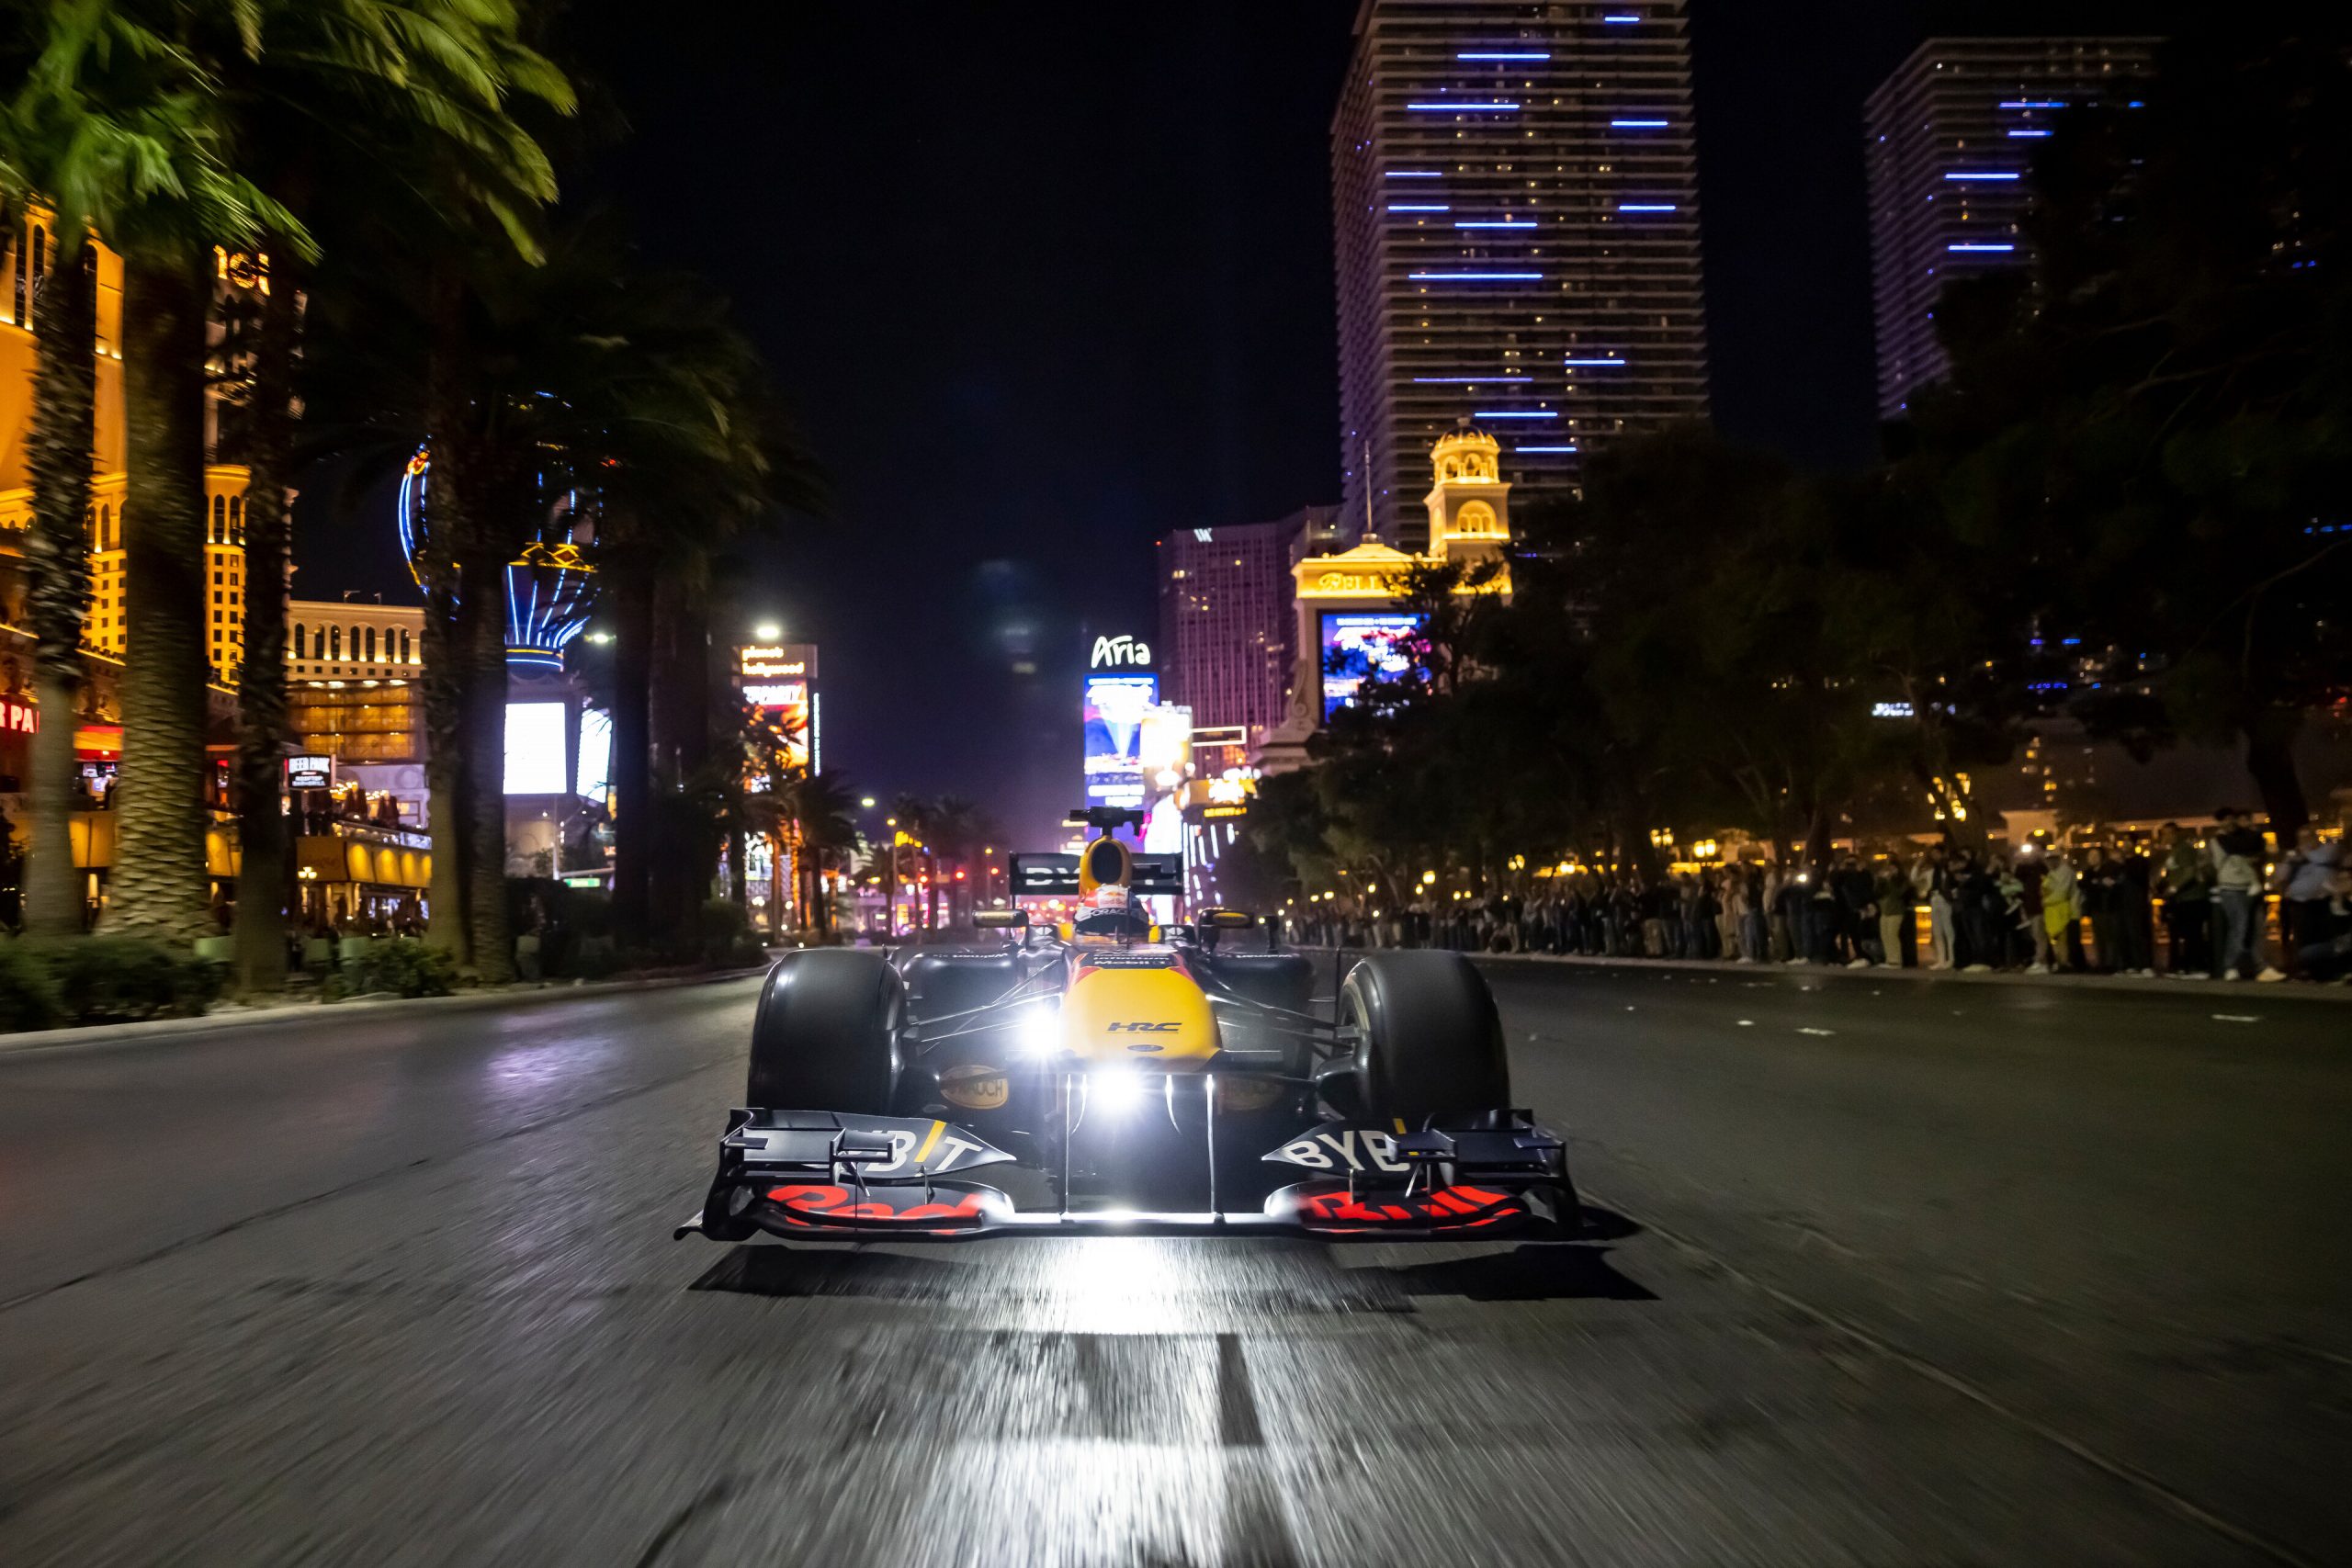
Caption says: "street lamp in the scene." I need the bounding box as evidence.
[753,622,782,641]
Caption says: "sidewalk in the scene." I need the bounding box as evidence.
[1464,948,2352,1000]
[0,964,771,1059]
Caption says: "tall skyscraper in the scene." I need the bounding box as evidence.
[1866,37,2158,421]
[1158,505,1335,741]
[1332,0,1708,548]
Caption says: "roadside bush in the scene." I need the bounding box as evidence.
[699,898,748,964]
[28,937,214,1024]
[567,936,622,981]
[0,942,65,1032]
[726,938,771,970]
[345,938,458,999]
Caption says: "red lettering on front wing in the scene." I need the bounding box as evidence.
[766,1184,987,1224]
[1295,1184,1520,1227]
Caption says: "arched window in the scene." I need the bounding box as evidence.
[293,623,305,660]
[348,625,361,662]
[365,626,377,663]
[102,505,115,550]
[401,628,413,664]
[230,496,243,543]
[330,626,341,661]
[209,495,225,544]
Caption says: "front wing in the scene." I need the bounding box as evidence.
[675,1107,1578,1243]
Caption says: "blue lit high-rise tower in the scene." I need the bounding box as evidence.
[1866,37,2158,422]
[1333,0,1709,548]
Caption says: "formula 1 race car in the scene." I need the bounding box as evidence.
[674,808,1575,1246]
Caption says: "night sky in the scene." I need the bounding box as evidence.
[294,0,2195,851]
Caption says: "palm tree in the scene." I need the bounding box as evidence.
[569,267,814,952]
[10,212,96,938]
[887,792,933,934]
[779,770,857,936]
[925,795,988,928]
[6,5,311,942]
[215,0,570,990]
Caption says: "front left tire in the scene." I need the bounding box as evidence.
[746,949,906,1112]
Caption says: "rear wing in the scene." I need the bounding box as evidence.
[1010,852,1183,897]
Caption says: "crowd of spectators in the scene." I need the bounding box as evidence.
[1283,818,2351,984]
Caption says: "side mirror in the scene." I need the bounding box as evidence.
[973,908,1029,931]
[1199,908,1257,931]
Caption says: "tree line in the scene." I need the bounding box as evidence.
[2,1,831,986]
[1233,28,2352,911]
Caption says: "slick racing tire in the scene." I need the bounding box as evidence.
[1340,950,1510,1124]
[746,949,906,1113]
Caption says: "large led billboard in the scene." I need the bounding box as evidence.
[1320,612,1425,717]
[505,701,569,795]
[575,707,613,802]
[738,643,818,773]
[1082,673,1158,808]
[742,679,812,772]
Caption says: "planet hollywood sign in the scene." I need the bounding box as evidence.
[739,644,814,680]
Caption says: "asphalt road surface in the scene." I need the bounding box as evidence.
[1,964,2345,1567]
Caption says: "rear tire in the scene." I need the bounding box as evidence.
[746,949,905,1112]
[1340,951,1510,1123]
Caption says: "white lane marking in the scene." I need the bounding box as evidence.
[1796,1026,1836,1036]
[1736,1020,1754,1027]
[2211,1014,2260,1023]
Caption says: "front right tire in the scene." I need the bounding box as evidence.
[1340,951,1511,1123]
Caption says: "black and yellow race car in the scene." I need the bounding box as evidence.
[675,808,1574,1245]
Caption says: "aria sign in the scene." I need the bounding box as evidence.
[1090,633,1151,671]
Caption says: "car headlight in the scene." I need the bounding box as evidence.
[1089,1067,1148,1117]
[1018,1000,1064,1060]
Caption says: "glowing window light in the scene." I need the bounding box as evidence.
[2007,130,2052,139]
[1458,51,1550,61]
[1412,374,1531,382]
[1999,100,2067,108]
[1944,171,2021,181]
[1619,203,1678,212]
[1602,14,1642,22]
[1387,204,1451,211]
[1457,220,1537,229]
[1408,101,1521,111]
[1611,118,1668,128]
[1564,356,1626,366]
[1948,243,2016,253]
[1476,411,1558,419]
[1409,271,1543,280]
[1517,445,1580,452]
[1385,170,1443,178]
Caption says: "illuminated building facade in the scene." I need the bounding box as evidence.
[1866,37,2157,420]
[1157,505,1335,745]
[1334,0,1708,548]
[1257,425,1512,775]
[1,218,260,685]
